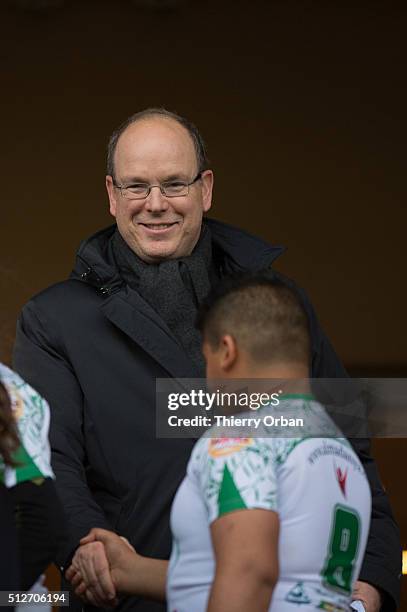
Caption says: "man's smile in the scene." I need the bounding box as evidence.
[137,221,179,234]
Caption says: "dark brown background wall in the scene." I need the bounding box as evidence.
[1,0,406,606]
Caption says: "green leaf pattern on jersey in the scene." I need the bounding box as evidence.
[190,397,351,524]
[0,363,54,488]
[192,438,279,523]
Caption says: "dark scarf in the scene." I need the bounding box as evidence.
[111,225,214,374]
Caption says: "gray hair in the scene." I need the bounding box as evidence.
[106,108,210,180]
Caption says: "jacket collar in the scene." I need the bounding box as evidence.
[72,225,122,294]
[205,217,284,273]
[70,219,285,378]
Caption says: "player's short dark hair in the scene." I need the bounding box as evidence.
[106,107,210,180]
[197,275,311,365]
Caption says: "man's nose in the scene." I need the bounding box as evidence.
[144,186,169,212]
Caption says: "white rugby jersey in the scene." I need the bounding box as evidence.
[167,395,371,612]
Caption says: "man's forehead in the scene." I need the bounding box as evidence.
[115,117,196,171]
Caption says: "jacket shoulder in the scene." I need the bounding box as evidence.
[17,280,107,355]
[23,279,100,312]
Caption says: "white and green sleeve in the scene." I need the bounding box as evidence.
[191,436,279,524]
[0,363,54,488]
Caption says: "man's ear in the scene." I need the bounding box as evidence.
[106,175,118,217]
[201,170,214,213]
[219,334,238,372]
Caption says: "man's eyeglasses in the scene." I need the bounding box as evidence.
[113,172,202,200]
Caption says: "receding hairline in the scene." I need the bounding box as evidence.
[107,108,209,179]
[114,116,197,171]
[118,114,196,144]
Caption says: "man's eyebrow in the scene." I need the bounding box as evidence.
[162,174,187,182]
[120,173,187,184]
[120,176,149,184]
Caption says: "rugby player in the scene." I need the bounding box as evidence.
[67,276,372,612]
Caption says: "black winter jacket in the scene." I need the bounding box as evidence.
[13,219,400,611]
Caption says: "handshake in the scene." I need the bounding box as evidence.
[65,529,167,608]
[66,530,380,611]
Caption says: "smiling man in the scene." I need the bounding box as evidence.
[13,109,400,611]
[106,115,213,263]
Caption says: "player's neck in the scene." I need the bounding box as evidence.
[229,361,311,395]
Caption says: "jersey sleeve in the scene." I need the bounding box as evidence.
[0,364,54,488]
[191,436,278,524]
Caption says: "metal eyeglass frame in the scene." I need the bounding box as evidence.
[113,172,202,200]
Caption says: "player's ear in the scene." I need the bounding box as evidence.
[219,334,238,371]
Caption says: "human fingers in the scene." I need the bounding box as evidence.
[82,585,116,609]
[69,570,84,589]
[73,543,104,600]
[76,541,116,602]
[74,580,87,597]
[93,544,117,601]
[65,564,76,582]
[84,588,103,608]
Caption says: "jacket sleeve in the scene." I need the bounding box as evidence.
[13,299,112,568]
[292,279,401,611]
